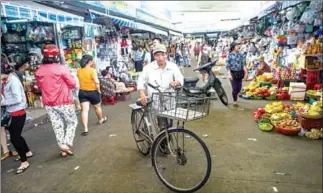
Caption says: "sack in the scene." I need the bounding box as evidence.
[231,70,245,79]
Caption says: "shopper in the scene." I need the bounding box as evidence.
[1,94,18,161]
[70,68,81,111]
[152,37,162,48]
[194,42,201,61]
[175,43,182,66]
[78,55,107,136]
[134,46,144,72]
[226,42,248,107]
[182,44,191,67]
[36,45,78,157]
[1,62,32,174]
[149,42,155,63]
[143,47,151,66]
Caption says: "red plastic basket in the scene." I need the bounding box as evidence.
[297,114,323,130]
[275,127,301,135]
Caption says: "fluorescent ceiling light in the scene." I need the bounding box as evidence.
[6,19,29,23]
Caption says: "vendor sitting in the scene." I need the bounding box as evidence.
[255,56,271,77]
[100,69,117,97]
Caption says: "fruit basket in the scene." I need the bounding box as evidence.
[275,126,301,135]
[299,113,323,119]
[265,95,277,100]
[258,122,273,131]
[297,114,323,130]
[252,96,264,100]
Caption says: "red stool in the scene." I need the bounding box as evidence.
[103,95,117,105]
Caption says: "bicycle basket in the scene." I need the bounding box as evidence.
[151,92,212,122]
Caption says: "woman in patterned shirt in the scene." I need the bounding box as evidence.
[100,70,116,98]
[226,42,248,107]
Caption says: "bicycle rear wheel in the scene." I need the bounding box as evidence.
[151,128,212,193]
[131,110,150,156]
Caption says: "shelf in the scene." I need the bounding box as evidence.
[4,40,55,44]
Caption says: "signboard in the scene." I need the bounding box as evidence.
[136,9,155,23]
[140,1,171,21]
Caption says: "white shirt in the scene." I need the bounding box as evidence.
[137,61,184,97]
[144,51,151,64]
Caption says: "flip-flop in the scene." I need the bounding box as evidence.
[81,131,89,136]
[60,148,74,156]
[98,116,108,124]
[15,154,33,161]
[16,165,29,174]
[60,151,67,157]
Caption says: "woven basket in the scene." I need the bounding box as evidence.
[300,113,323,119]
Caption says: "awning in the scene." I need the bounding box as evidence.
[1,1,84,26]
[258,2,282,19]
[135,23,168,36]
[88,10,136,29]
[169,30,183,37]
[281,0,309,10]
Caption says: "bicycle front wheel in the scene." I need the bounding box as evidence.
[151,128,212,193]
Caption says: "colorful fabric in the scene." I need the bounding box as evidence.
[46,104,77,147]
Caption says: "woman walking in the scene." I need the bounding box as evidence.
[36,45,78,157]
[1,62,32,174]
[77,55,107,136]
[226,42,248,107]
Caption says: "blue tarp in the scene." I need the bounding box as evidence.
[1,1,84,26]
[88,10,136,29]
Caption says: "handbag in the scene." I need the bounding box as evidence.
[231,70,245,79]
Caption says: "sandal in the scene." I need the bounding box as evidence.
[98,116,108,124]
[60,151,67,157]
[81,131,89,136]
[16,165,29,174]
[60,148,74,156]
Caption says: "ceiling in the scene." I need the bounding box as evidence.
[141,1,266,33]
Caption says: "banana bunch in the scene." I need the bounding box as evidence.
[305,129,323,140]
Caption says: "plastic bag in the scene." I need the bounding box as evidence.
[309,1,323,13]
[300,9,315,24]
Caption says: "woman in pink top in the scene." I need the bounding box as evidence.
[36,45,77,157]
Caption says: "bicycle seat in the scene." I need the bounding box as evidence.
[136,97,153,107]
[183,87,206,95]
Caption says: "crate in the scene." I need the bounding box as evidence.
[299,55,322,70]
[297,114,323,130]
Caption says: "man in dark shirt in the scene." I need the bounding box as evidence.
[149,42,155,62]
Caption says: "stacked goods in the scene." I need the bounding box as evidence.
[289,82,306,101]
[242,81,277,100]
[256,73,274,83]
[305,129,323,140]
[276,87,290,100]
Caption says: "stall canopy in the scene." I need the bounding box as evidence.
[169,30,183,37]
[135,23,168,36]
[88,9,136,28]
[1,1,84,26]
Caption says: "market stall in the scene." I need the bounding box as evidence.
[253,99,323,140]
[1,1,84,108]
[233,1,322,103]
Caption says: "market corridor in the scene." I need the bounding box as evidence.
[1,66,322,193]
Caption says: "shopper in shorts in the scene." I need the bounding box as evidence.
[77,55,107,136]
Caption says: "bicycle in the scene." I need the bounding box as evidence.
[129,83,213,193]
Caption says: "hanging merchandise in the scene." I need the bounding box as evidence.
[300,8,316,24]
[61,26,83,68]
[309,1,323,13]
